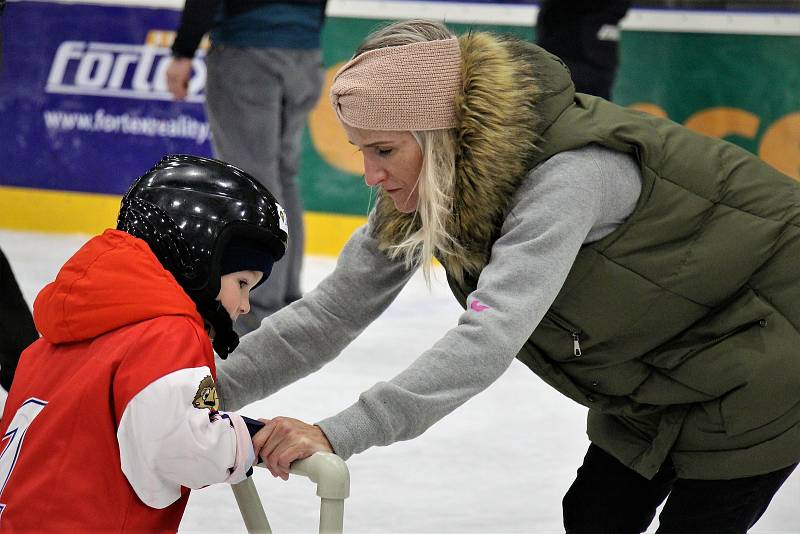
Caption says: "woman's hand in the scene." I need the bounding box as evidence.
[252,417,333,480]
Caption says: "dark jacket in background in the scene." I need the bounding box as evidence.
[536,0,632,99]
[0,248,38,391]
[171,0,328,58]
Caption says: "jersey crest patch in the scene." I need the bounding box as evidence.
[192,375,219,410]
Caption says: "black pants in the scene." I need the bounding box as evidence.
[0,248,38,390]
[563,444,797,534]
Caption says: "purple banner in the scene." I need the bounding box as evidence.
[0,2,212,195]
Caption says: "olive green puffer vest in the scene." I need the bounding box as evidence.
[447,95,800,480]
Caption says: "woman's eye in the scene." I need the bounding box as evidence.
[376,147,392,156]
[239,280,248,289]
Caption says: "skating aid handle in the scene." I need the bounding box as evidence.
[241,415,350,498]
[235,416,350,534]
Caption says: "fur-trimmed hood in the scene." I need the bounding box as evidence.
[373,32,576,282]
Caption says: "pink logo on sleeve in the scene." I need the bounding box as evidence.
[470,299,490,312]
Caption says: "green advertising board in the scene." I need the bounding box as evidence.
[615,31,800,181]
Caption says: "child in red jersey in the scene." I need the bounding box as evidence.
[0,155,288,532]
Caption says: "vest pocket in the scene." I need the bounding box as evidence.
[642,317,767,372]
[543,310,584,360]
[642,288,771,370]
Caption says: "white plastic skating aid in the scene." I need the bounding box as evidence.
[231,452,350,534]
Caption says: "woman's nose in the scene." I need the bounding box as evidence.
[240,297,251,316]
[363,157,387,187]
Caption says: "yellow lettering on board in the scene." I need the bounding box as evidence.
[145,31,175,48]
[759,113,800,181]
[628,103,668,118]
[684,107,759,139]
[308,64,364,176]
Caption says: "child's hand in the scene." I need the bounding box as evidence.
[252,417,334,480]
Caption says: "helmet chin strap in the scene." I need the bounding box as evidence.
[195,298,239,359]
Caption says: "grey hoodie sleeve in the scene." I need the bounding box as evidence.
[316,145,641,459]
[215,218,416,411]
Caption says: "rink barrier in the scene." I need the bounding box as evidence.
[232,452,350,534]
[2,0,798,250]
[21,0,800,34]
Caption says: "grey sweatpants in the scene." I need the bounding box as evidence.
[205,45,323,331]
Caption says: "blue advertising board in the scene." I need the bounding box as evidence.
[0,1,212,195]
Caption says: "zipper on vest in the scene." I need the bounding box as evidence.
[546,311,583,357]
[572,332,582,357]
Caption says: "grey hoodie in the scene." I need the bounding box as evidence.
[215,144,641,460]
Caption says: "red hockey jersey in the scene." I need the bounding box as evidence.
[0,230,253,532]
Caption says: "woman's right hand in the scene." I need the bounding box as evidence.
[252,416,334,480]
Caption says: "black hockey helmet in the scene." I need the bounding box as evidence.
[117,154,288,357]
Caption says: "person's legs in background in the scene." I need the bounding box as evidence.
[276,48,323,307]
[205,46,321,334]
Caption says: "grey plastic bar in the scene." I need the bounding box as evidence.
[232,476,272,534]
[288,452,350,534]
[318,498,345,534]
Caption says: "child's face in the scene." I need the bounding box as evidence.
[217,270,264,321]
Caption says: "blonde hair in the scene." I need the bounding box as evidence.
[356,19,456,55]
[357,20,463,284]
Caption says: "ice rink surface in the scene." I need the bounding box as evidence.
[1,228,798,533]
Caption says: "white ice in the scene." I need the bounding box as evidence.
[1,229,797,534]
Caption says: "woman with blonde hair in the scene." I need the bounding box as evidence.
[217,19,800,533]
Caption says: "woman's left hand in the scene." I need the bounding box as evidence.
[252,416,334,480]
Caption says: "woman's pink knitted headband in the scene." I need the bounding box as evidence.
[329,38,462,131]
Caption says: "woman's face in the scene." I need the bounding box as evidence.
[343,124,423,213]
